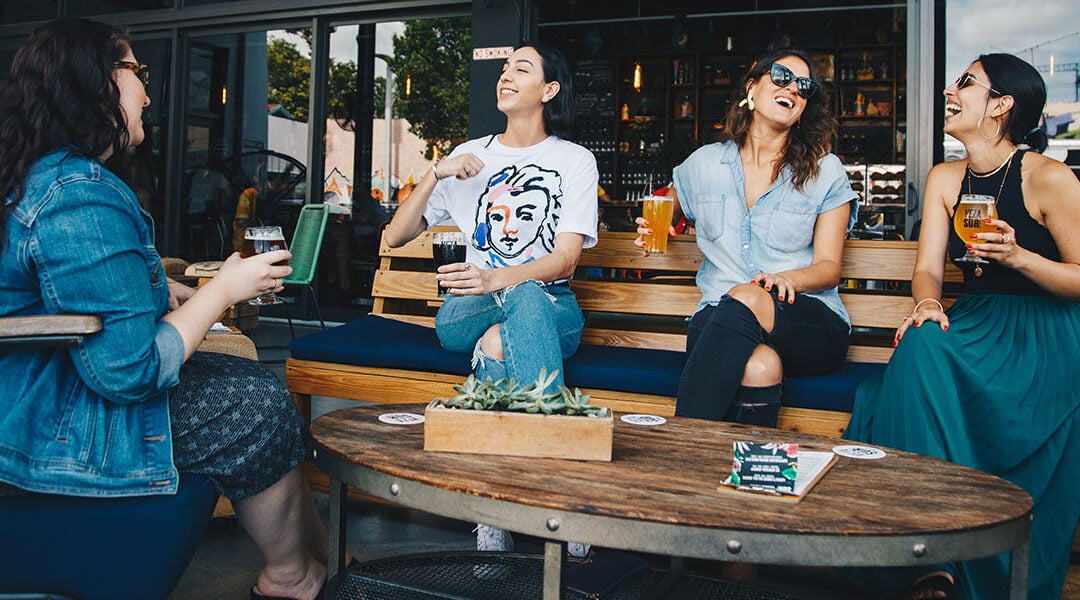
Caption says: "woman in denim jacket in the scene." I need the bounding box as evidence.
[0,20,332,600]
[639,48,857,428]
[382,43,598,555]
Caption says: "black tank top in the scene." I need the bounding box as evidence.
[947,150,1061,295]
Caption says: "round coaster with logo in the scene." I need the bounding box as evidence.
[832,445,886,460]
[378,412,425,425]
[620,414,667,426]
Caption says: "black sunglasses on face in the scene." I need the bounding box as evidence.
[955,72,1001,97]
[114,61,149,86]
[768,63,820,99]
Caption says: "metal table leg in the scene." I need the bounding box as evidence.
[1009,535,1030,599]
[326,477,348,598]
[542,540,566,600]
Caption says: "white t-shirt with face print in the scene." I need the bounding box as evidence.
[423,135,599,271]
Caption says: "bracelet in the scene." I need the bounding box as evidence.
[431,159,442,181]
[912,298,944,316]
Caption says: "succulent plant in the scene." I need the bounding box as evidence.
[444,367,606,417]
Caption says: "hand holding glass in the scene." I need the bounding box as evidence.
[642,195,675,254]
[241,226,288,305]
[953,194,997,263]
[432,231,466,297]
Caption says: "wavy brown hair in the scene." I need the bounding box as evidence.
[0,18,131,246]
[720,48,837,191]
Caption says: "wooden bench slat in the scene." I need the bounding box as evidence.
[579,232,702,271]
[579,328,686,352]
[572,280,701,316]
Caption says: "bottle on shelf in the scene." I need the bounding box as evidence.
[620,103,630,121]
[857,52,875,81]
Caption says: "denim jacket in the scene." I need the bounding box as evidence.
[0,149,185,497]
[672,141,858,326]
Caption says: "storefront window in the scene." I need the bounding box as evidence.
[0,1,55,24]
[945,0,1080,164]
[65,0,174,16]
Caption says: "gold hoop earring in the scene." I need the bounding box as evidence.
[737,91,755,111]
[977,115,1002,141]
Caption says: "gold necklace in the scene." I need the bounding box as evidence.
[968,149,1016,178]
[965,152,1013,277]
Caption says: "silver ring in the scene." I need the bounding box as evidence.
[1001,233,1010,244]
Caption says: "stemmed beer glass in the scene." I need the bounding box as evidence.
[241,225,288,305]
[953,194,997,265]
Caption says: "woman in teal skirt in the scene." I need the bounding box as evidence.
[844,53,1080,599]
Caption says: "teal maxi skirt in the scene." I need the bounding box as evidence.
[843,293,1080,600]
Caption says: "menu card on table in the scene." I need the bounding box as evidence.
[719,442,837,502]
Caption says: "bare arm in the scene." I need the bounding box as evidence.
[437,232,586,295]
[383,153,485,248]
[162,250,291,359]
[897,161,962,342]
[753,201,850,301]
[969,154,1080,300]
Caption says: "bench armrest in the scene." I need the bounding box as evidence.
[0,315,102,351]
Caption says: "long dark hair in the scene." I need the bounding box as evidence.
[0,18,131,245]
[720,48,836,190]
[518,42,575,140]
[977,53,1048,153]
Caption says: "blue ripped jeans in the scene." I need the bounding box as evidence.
[435,281,584,389]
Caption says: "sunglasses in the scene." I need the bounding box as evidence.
[767,63,820,99]
[955,72,1001,97]
[114,61,149,86]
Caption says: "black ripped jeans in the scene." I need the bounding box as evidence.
[675,290,849,427]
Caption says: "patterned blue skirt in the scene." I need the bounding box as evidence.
[170,352,308,500]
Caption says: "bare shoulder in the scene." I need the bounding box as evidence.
[1021,152,1080,216]
[1021,151,1080,190]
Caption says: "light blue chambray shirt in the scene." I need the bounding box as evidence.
[672,141,858,326]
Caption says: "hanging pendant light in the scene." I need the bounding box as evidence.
[633,62,642,92]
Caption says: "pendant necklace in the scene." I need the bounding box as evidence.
[965,149,1014,277]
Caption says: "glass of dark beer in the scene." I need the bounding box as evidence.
[241,225,288,305]
[432,231,466,298]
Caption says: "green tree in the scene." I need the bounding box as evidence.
[267,29,357,123]
[267,36,310,121]
[388,17,471,158]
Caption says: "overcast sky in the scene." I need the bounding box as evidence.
[946,0,1080,103]
[269,22,405,78]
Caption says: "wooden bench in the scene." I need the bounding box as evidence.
[287,228,1080,554]
[287,229,945,437]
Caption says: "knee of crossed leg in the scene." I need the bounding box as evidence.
[479,324,504,360]
[740,344,782,388]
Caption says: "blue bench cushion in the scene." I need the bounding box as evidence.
[0,474,217,600]
[290,315,881,413]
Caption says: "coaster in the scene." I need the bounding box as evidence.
[377,412,425,425]
[620,414,667,426]
[832,445,886,460]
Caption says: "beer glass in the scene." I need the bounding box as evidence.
[241,225,288,305]
[432,231,466,297]
[953,194,997,263]
[642,195,675,254]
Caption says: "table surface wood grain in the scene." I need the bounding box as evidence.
[311,404,1031,539]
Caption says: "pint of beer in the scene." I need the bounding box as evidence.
[243,226,288,304]
[953,194,997,262]
[642,195,675,254]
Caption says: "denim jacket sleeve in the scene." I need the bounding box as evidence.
[29,170,183,403]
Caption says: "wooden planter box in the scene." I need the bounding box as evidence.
[423,399,613,461]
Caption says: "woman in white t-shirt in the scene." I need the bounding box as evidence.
[382,43,599,553]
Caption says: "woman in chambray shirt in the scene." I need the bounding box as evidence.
[640,48,856,427]
[0,20,332,600]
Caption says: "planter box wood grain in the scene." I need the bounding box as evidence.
[423,399,613,461]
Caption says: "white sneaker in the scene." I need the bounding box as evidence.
[567,542,591,558]
[475,523,514,552]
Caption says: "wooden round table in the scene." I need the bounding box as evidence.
[312,404,1032,599]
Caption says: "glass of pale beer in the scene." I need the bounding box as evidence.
[953,194,997,263]
[241,225,288,305]
[642,195,675,254]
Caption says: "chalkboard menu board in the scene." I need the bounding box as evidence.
[573,59,616,119]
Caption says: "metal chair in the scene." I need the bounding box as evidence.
[283,203,330,337]
[0,314,218,600]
